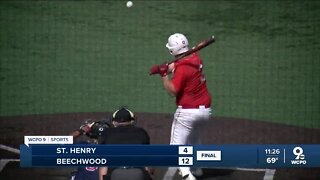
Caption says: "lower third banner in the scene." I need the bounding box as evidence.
[20,144,320,168]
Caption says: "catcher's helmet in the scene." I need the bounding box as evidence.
[166,33,189,56]
[87,121,111,139]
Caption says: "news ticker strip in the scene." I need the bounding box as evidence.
[20,143,320,168]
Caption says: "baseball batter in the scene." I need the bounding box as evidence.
[150,33,212,180]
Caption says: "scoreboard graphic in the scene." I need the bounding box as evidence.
[20,136,320,168]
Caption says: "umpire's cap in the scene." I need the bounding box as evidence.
[112,107,135,123]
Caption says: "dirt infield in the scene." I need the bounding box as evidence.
[0,112,320,179]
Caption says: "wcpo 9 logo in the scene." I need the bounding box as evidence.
[291,147,307,165]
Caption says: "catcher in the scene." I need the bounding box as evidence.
[69,119,111,180]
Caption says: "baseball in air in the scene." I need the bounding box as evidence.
[126,1,133,8]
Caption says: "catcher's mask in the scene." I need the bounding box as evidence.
[112,107,136,127]
[86,120,111,139]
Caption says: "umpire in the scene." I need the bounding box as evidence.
[98,107,153,180]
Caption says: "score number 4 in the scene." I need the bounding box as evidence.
[179,146,193,155]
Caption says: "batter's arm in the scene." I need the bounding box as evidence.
[161,76,177,97]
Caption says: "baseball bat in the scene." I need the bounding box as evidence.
[168,35,215,65]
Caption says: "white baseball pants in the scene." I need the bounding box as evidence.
[163,106,212,180]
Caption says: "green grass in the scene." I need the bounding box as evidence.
[0,1,319,128]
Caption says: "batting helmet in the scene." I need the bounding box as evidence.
[166,33,189,56]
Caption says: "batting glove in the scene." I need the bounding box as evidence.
[158,63,168,77]
[149,64,160,75]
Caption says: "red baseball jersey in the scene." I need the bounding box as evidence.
[172,53,211,108]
